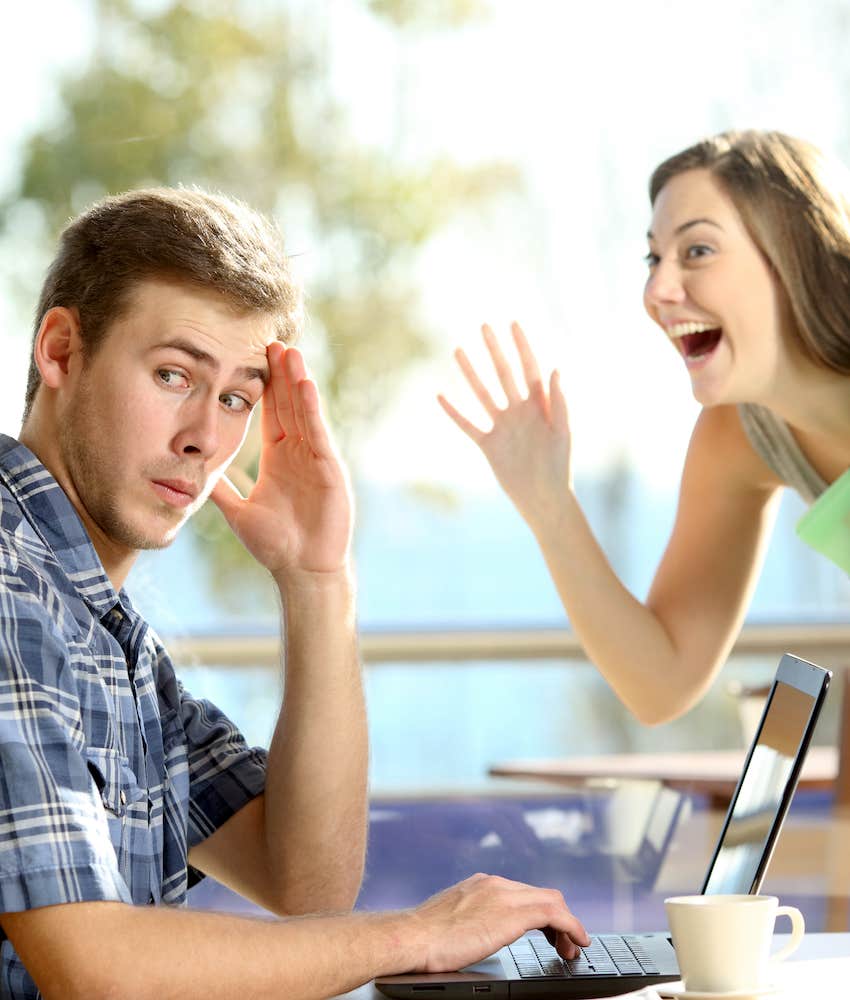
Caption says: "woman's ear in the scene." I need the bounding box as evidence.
[33,307,83,390]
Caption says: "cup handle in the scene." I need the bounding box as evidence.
[770,905,805,963]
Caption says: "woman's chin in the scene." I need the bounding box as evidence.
[689,371,732,408]
[685,342,736,406]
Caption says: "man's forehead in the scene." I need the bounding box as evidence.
[122,278,278,375]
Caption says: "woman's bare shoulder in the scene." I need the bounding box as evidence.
[685,405,785,493]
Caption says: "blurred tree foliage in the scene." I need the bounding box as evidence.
[2,0,516,612]
[366,0,490,28]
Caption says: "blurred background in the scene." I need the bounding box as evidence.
[3,0,850,799]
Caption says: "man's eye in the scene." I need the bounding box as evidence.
[220,394,252,413]
[158,368,188,388]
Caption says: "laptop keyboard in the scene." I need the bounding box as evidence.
[509,931,660,979]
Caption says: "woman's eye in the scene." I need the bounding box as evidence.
[685,244,713,260]
[644,251,660,268]
[220,393,252,414]
[158,368,189,388]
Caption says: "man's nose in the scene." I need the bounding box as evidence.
[172,397,220,459]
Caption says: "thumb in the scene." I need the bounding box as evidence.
[209,474,245,525]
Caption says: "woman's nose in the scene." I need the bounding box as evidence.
[644,257,686,307]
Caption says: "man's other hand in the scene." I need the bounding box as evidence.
[404,873,591,974]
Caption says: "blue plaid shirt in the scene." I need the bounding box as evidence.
[0,436,268,998]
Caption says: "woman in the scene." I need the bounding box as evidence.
[439,130,850,724]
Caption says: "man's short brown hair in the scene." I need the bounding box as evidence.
[26,187,302,416]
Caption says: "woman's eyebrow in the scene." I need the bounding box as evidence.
[150,338,269,385]
[646,217,725,241]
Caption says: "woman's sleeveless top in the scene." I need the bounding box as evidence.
[737,403,827,505]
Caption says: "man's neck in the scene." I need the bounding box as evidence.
[19,420,138,592]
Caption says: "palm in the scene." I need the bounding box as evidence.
[439,323,572,527]
[211,344,352,576]
[483,396,568,503]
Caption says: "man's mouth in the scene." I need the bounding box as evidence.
[151,478,201,509]
[667,321,723,365]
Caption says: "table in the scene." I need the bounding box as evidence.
[488,746,838,807]
[332,932,850,999]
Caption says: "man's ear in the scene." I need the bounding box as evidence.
[33,307,83,389]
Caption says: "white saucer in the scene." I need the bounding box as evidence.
[660,985,779,1000]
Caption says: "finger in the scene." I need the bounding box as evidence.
[455,348,500,419]
[225,464,256,498]
[437,394,486,444]
[549,370,569,434]
[208,474,245,523]
[555,927,590,960]
[550,931,578,961]
[527,377,550,421]
[482,324,521,403]
[540,926,579,961]
[261,341,291,443]
[510,321,543,395]
[284,347,308,439]
[532,888,590,953]
[551,908,591,951]
[298,378,334,457]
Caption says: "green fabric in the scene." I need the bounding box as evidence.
[795,467,850,575]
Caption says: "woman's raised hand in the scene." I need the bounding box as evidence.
[438,322,572,532]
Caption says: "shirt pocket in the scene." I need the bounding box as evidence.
[85,746,146,828]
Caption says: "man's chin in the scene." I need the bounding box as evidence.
[148,519,190,550]
[117,511,190,552]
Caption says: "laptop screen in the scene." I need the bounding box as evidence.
[701,654,830,895]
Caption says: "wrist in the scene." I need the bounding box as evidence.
[525,486,581,546]
[371,909,429,975]
[274,563,358,639]
[272,561,355,599]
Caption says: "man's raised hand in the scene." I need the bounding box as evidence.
[211,342,353,580]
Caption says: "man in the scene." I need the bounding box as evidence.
[0,187,589,999]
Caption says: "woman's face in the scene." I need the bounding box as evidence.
[644,168,792,407]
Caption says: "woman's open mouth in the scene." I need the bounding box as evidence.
[667,321,723,368]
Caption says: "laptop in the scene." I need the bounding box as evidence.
[376,652,831,999]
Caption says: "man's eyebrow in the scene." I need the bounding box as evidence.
[150,338,269,385]
[646,217,725,241]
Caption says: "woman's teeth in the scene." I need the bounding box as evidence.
[664,322,723,363]
[667,321,718,339]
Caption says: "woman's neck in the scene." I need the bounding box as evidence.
[758,364,850,483]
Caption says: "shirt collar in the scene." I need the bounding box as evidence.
[0,434,126,618]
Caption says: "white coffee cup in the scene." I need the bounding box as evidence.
[664,894,804,993]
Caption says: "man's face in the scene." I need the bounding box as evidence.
[58,279,276,561]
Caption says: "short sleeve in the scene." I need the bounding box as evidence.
[175,681,268,850]
[0,580,130,914]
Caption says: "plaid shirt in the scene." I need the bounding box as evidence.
[0,436,268,998]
